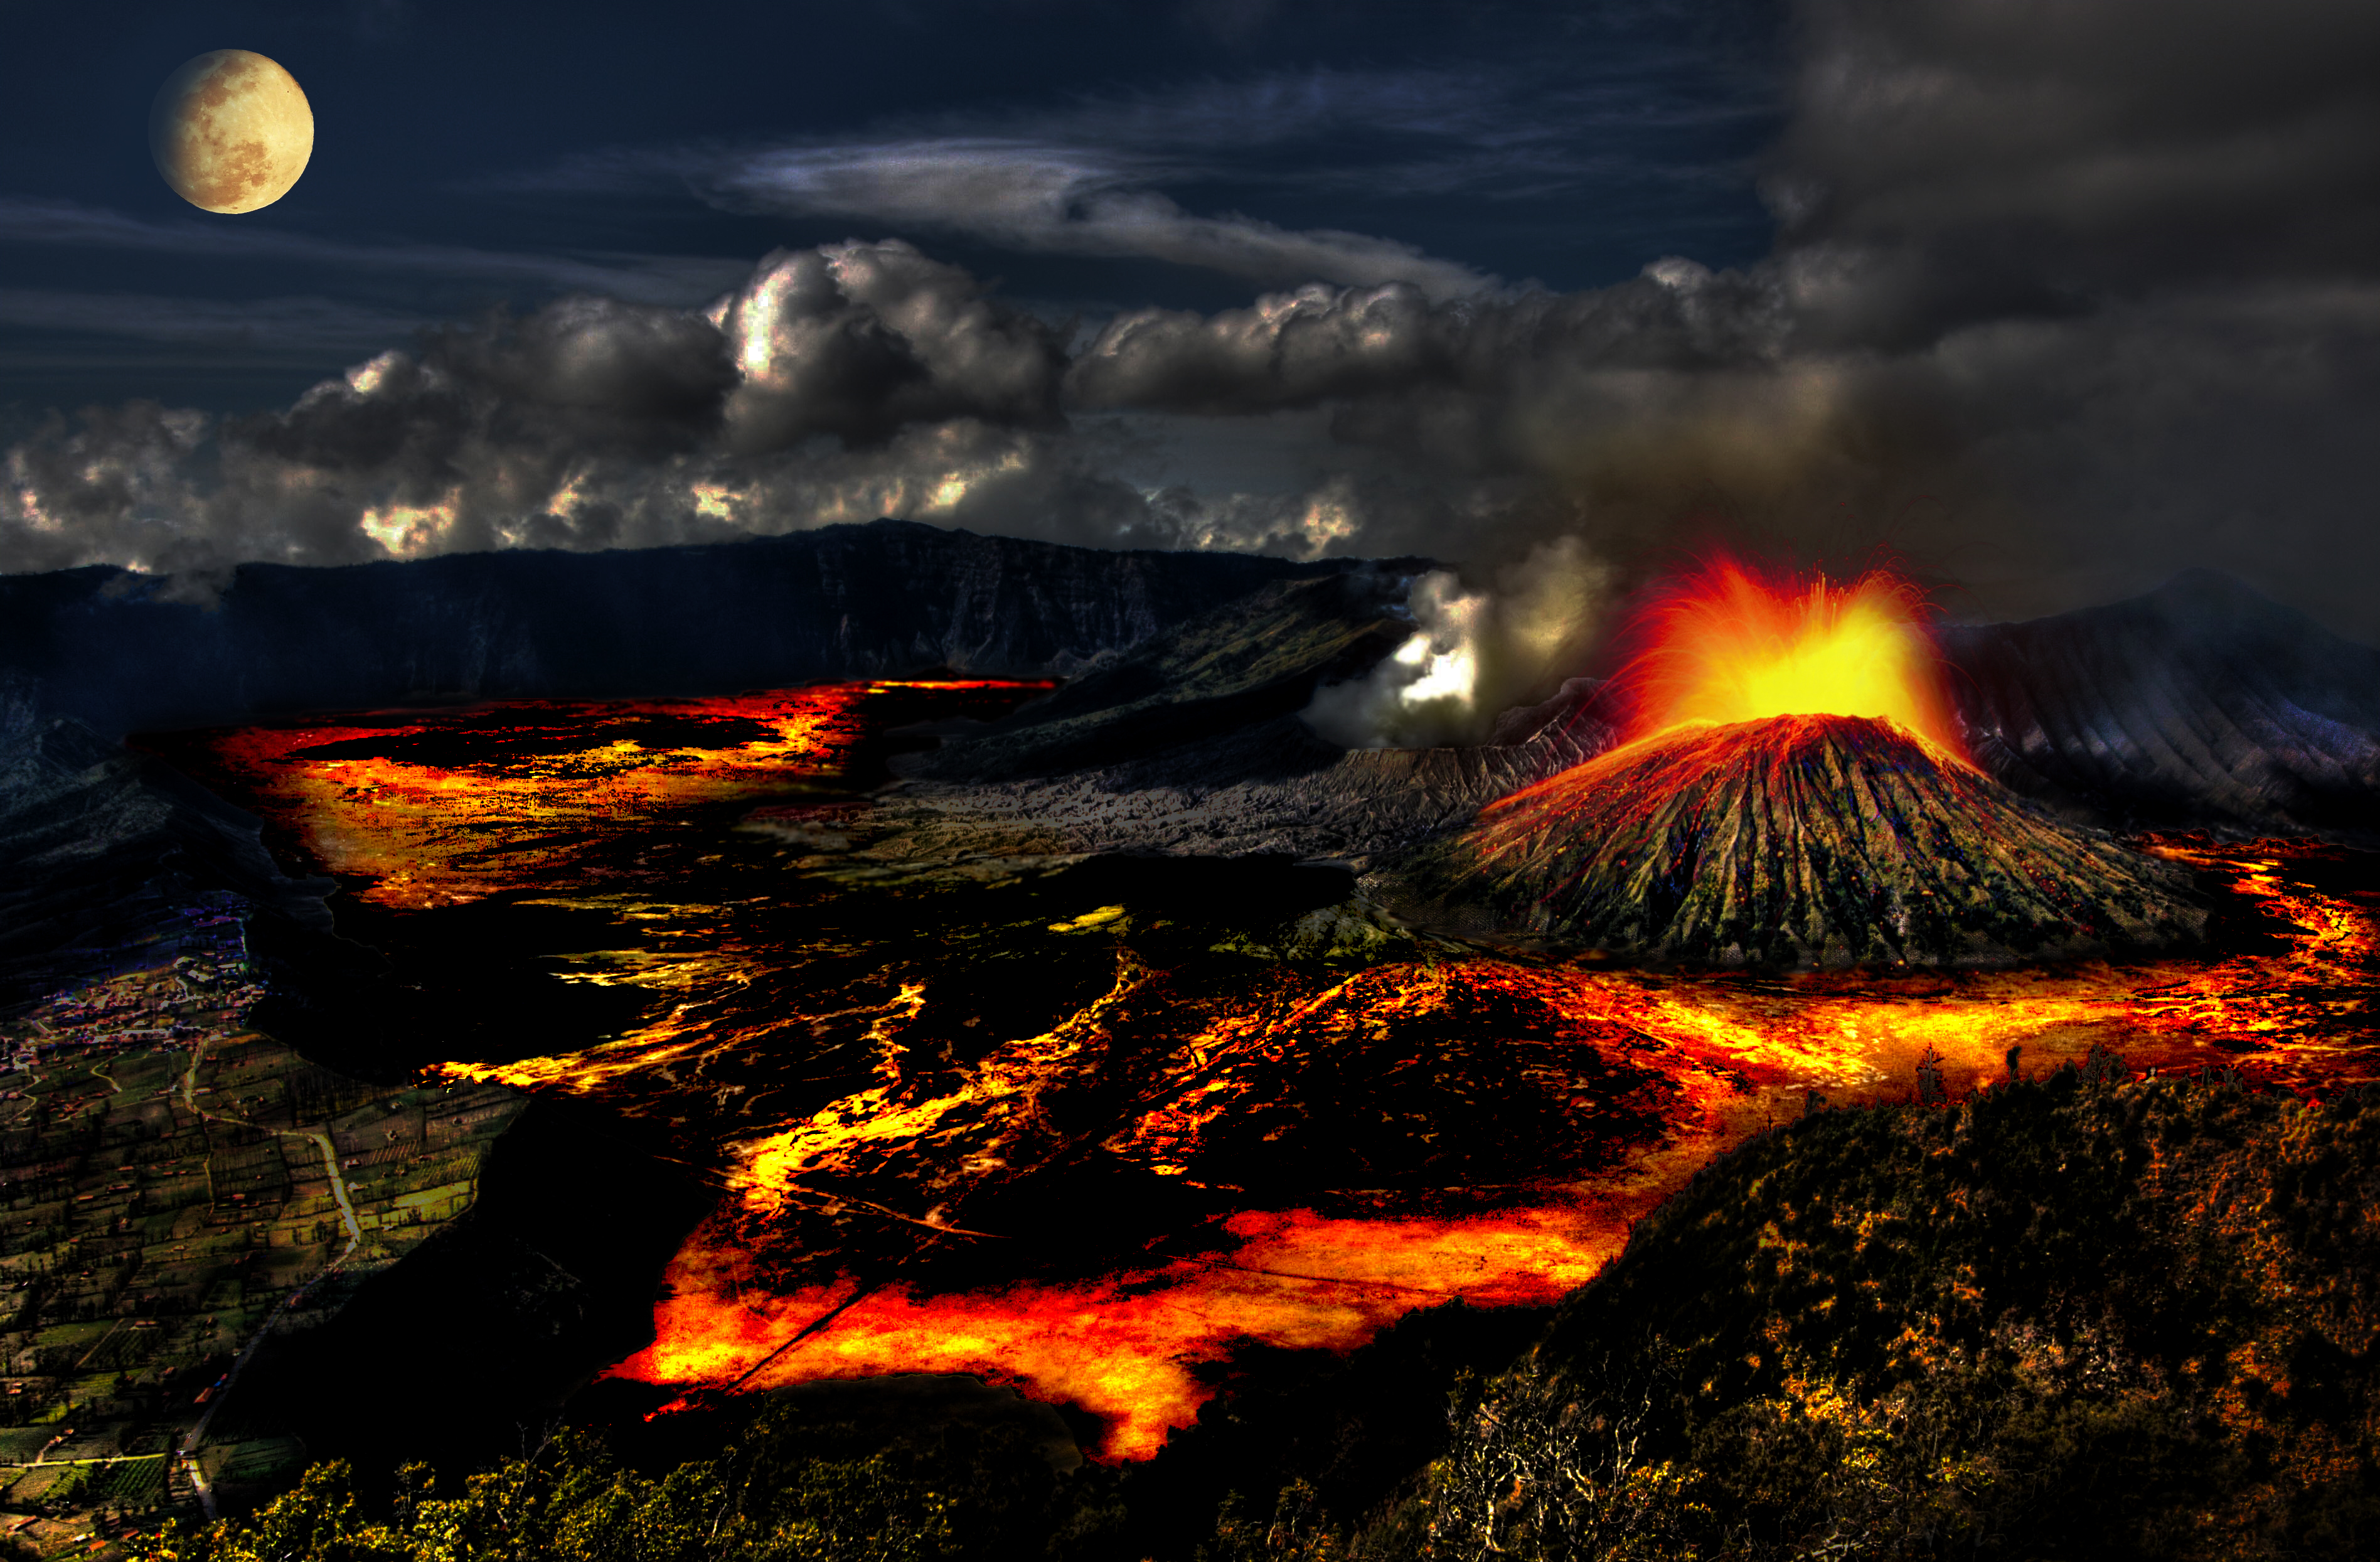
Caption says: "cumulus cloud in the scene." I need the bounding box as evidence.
[708,240,1065,450]
[1068,262,1790,421]
[0,241,1118,582]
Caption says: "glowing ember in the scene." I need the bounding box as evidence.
[1620,557,1963,756]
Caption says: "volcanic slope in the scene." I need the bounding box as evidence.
[1390,712,2204,968]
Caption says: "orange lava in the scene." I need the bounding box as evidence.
[621,1205,1631,1462]
[587,841,2380,1461]
[169,685,2380,1468]
[180,682,1049,906]
[1617,557,1963,757]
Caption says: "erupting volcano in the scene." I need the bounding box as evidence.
[1395,560,2207,966]
[1618,558,1967,753]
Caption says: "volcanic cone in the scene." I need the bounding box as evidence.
[1390,713,2204,968]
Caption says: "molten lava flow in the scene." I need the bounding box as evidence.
[618,1204,1632,1462]
[159,682,1050,906]
[1620,558,1963,757]
[553,839,2380,1462]
[172,685,2380,1470]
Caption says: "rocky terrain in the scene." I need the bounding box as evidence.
[875,567,2380,889]
[1384,713,2206,967]
[0,531,2374,1553]
[873,575,1611,869]
[1942,569,2380,842]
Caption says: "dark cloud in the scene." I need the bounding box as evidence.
[245,296,734,478]
[1776,0,2380,343]
[2,401,220,578]
[1067,264,1788,424]
[712,242,1069,450]
[1061,0,2380,637]
[0,242,1096,582]
[5,0,2378,654]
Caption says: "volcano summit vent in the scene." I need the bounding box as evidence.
[1392,713,2205,969]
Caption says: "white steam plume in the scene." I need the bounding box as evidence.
[1302,536,1613,749]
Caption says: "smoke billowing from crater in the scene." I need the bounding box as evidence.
[1303,536,1615,749]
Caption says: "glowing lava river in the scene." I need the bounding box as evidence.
[136,680,2380,1462]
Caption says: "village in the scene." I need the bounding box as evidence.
[0,906,523,1554]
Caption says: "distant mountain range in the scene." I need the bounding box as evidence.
[0,520,1374,737]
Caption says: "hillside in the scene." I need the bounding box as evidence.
[121,1066,2380,1561]
[0,680,330,1007]
[1943,571,2380,841]
[1420,1066,2380,1558]
[1385,712,2206,967]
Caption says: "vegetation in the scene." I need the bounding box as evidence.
[125,1061,2380,1561]
[1416,1058,2380,1559]
[129,1408,1102,1562]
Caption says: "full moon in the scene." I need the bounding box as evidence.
[149,50,313,214]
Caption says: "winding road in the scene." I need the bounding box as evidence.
[171,1045,364,1518]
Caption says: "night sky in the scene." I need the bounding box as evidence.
[4,1,2377,639]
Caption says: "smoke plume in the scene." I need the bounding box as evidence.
[1304,536,1615,748]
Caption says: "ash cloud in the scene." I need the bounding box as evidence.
[1305,536,1614,749]
[1775,0,2380,340]
[1079,0,2380,638]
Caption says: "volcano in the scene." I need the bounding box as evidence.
[1391,712,2206,968]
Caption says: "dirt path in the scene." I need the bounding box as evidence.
[172,1040,366,1518]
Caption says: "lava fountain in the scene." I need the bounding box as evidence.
[1614,557,1966,755]
[1394,558,2206,966]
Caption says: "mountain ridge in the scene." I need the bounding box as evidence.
[0,520,1363,737]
